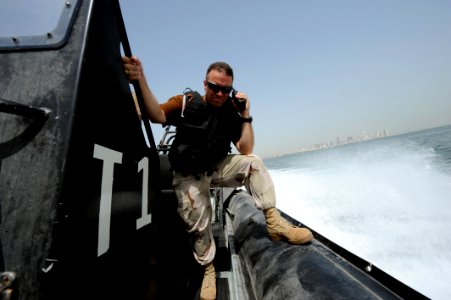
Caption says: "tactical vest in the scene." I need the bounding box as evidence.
[168,91,242,176]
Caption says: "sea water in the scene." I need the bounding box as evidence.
[264,124,451,300]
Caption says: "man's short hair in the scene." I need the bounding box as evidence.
[206,62,234,80]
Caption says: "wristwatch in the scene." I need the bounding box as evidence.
[240,116,253,123]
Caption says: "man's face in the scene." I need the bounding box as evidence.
[204,69,233,107]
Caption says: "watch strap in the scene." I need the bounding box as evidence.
[241,116,253,123]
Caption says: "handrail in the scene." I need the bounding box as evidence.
[112,0,157,151]
[0,98,51,159]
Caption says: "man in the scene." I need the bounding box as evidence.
[122,56,313,300]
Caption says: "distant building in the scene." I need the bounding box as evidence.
[296,129,390,154]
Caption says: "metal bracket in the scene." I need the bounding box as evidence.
[157,125,176,154]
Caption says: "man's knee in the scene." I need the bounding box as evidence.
[246,155,266,172]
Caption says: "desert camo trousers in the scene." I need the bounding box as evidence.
[172,154,276,265]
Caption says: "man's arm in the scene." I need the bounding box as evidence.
[122,56,166,124]
[234,92,254,154]
[236,121,254,155]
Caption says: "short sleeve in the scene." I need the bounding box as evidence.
[160,95,183,125]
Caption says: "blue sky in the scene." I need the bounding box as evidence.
[119,0,451,158]
[4,1,448,158]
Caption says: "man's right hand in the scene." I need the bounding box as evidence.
[122,56,144,82]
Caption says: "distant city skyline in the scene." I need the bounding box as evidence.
[270,129,390,157]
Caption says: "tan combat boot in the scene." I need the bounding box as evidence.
[200,262,216,300]
[264,208,313,244]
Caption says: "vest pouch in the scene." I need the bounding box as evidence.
[169,140,210,175]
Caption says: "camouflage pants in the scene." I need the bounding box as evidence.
[173,154,276,265]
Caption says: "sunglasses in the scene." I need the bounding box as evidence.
[207,81,233,94]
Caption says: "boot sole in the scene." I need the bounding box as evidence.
[268,231,313,245]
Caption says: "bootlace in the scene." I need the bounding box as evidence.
[202,264,215,288]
